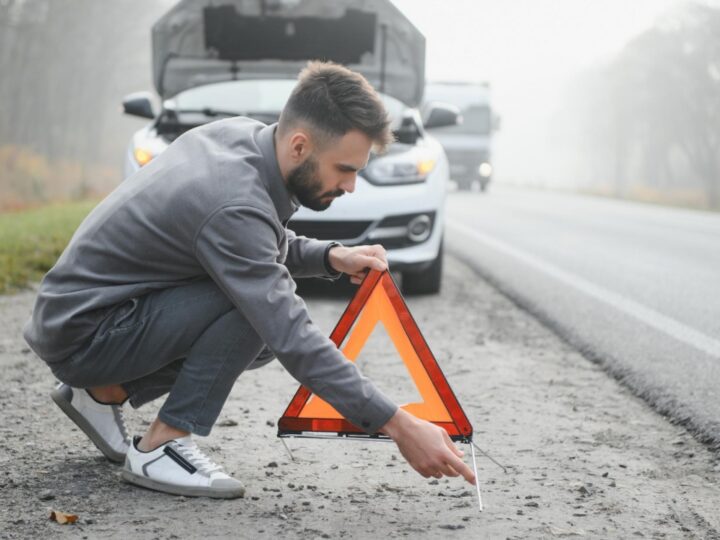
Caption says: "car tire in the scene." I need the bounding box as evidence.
[402,240,443,295]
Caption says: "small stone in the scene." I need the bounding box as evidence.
[39,490,55,501]
[601,472,609,478]
[266,420,275,427]
[429,479,439,485]
[217,419,238,427]
[438,524,465,530]
[525,501,539,508]
[266,461,278,468]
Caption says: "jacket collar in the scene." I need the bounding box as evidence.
[257,123,299,223]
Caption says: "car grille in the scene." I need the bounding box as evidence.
[287,220,372,241]
[445,149,488,180]
[445,148,487,164]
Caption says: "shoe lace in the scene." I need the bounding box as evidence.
[177,441,223,475]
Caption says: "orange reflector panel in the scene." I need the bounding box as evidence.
[278,270,473,441]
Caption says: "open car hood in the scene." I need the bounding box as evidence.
[152,0,425,106]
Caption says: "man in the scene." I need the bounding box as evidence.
[23,61,474,498]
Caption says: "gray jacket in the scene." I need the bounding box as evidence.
[23,118,397,433]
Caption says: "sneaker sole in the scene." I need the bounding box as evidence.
[120,468,245,499]
[50,387,126,463]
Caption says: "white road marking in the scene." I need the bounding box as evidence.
[448,219,720,359]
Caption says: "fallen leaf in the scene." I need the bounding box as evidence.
[49,510,78,525]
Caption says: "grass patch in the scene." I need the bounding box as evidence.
[0,200,98,294]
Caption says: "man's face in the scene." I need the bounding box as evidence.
[287,130,372,211]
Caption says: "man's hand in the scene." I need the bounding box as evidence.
[380,409,476,485]
[328,244,388,285]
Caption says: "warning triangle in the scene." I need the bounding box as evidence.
[278,270,473,441]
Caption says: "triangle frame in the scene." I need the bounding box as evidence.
[277,270,473,442]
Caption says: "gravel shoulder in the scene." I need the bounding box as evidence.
[1,256,719,539]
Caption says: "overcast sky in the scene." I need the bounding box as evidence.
[393,0,706,108]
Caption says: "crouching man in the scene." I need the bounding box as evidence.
[23,61,474,498]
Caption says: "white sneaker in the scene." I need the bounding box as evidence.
[121,436,245,499]
[50,383,130,463]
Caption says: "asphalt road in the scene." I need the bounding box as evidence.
[446,186,720,447]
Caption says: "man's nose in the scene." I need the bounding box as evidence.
[340,175,357,194]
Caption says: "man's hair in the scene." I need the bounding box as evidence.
[278,61,394,153]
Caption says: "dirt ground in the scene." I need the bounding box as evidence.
[1,256,719,539]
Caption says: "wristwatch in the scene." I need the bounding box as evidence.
[323,241,343,279]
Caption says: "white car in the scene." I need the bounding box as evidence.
[122,0,459,294]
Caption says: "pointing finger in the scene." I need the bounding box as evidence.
[447,453,476,485]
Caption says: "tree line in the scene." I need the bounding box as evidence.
[555,3,720,209]
[0,0,170,209]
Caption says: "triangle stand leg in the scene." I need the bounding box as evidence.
[469,440,484,512]
[280,437,296,462]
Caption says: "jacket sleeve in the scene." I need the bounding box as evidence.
[284,227,341,279]
[194,204,397,433]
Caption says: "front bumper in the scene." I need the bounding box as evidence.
[290,206,444,271]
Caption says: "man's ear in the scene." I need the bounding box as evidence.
[288,130,313,161]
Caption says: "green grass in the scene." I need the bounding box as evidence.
[0,200,98,294]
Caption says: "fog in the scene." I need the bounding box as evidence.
[1,0,719,209]
[395,0,720,206]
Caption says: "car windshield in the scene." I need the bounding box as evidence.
[432,104,491,136]
[165,79,406,127]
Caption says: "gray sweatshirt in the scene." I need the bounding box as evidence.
[23,118,397,433]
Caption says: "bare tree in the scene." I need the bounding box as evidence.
[0,0,169,207]
[558,2,720,208]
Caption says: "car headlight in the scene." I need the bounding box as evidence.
[478,162,493,178]
[134,147,154,166]
[363,148,436,186]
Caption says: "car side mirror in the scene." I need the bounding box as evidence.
[423,102,461,129]
[122,92,156,119]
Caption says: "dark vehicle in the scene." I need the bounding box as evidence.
[424,81,497,192]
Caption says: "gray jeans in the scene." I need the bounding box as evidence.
[49,279,274,436]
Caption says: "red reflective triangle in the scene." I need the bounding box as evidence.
[278,270,473,441]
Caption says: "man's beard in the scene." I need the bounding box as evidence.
[286,156,344,211]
